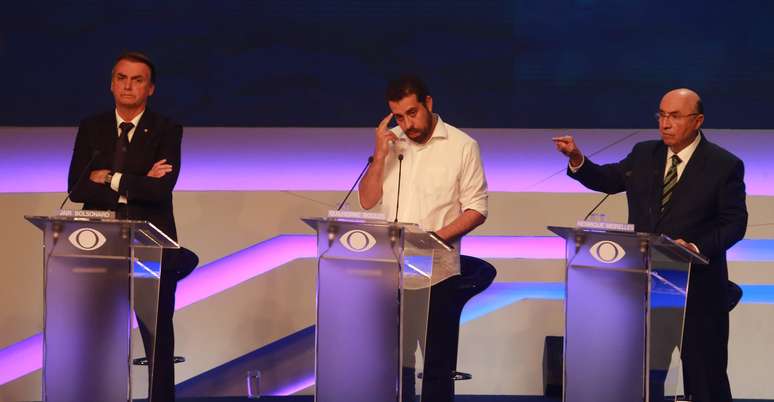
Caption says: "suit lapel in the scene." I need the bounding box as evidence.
[129,110,153,155]
[102,113,119,158]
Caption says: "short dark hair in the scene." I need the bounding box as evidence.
[113,51,156,83]
[695,98,704,115]
[385,75,430,103]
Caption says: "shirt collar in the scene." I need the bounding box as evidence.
[667,131,701,163]
[115,109,145,129]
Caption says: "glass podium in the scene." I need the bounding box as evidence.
[304,217,450,402]
[549,226,708,402]
[26,215,178,402]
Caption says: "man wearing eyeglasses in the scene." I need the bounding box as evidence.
[552,88,747,401]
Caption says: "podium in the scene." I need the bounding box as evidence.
[549,226,708,402]
[303,216,450,402]
[26,214,178,402]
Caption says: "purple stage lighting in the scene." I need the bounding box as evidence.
[2,127,773,195]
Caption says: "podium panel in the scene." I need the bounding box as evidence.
[305,217,443,402]
[27,215,175,402]
[550,226,702,402]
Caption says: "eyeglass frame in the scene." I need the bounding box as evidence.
[654,111,702,121]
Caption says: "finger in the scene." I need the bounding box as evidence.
[377,113,394,130]
[155,159,167,164]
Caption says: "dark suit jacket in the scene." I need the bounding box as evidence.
[67,110,182,242]
[569,134,748,313]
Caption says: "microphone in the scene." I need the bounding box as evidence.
[581,170,630,220]
[337,156,374,211]
[394,153,404,223]
[583,193,610,221]
[59,150,101,210]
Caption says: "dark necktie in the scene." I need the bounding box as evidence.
[661,154,682,212]
[113,122,134,172]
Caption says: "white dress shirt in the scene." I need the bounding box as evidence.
[368,115,488,285]
[111,110,144,204]
[663,133,701,181]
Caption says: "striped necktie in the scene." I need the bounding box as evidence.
[661,154,682,212]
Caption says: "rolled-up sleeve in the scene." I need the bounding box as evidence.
[458,140,488,217]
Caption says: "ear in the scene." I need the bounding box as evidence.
[148,83,156,97]
[424,95,433,113]
[693,114,704,130]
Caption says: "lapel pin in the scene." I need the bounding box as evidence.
[144,128,149,133]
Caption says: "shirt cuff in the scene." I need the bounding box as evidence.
[568,156,585,173]
[110,172,122,192]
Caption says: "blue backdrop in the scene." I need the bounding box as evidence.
[2,0,773,128]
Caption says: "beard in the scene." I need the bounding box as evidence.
[405,114,434,144]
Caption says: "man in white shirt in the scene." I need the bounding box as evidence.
[359,75,490,402]
[553,88,747,402]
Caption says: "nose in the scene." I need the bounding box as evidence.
[403,116,415,131]
[123,79,133,90]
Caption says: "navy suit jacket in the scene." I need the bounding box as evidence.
[569,134,748,313]
[67,110,183,241]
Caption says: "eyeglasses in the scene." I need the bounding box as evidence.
[654,112,701,121]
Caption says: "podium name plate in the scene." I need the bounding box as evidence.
[576,220,634,232]
[327,210,386,221]
[58,209,116,219]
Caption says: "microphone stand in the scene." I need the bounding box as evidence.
[394,154,403,223]
[337,156,374,211]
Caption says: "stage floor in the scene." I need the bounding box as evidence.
[120,397,771,402]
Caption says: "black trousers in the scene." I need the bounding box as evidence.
[137,266,178,402]
[136,248,197,402]
[648,302,732,402]
[402,257,495,402]
[681,309,732,402]
[402,278,458,402]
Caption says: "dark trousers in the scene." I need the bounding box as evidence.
[402,256,495,402]
[116,205,180,402]
[402,278,458,402]
[422,277,462,402]
[681,309,732,402]
[135,247,197,402]
[648,303,732,402]
[137,267,178,402]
